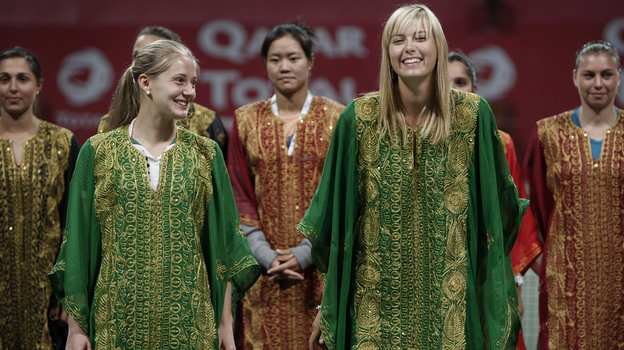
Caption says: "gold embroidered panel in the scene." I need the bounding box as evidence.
[0,121,73,349]
[89,127,218,348]
[537,110,624,348]
[234,96,343,349]
[351,94,477,349]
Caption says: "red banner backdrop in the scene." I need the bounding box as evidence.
[1,0,622,159]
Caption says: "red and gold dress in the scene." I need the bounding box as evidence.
[227,95,344,349]
[524,109,624,349]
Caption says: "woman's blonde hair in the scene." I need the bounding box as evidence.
[377,4,451,144]
[106,40,198,131]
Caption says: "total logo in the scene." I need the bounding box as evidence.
[57,47,113,107]
[468,45,516,101]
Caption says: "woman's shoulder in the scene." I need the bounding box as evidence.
[39,120,74,140]
[451,89,483,108]
[349,93,380,121]
[536,110,575,129]
[178,127,219,157]
[234,99,271,117]
[313,96,346,113]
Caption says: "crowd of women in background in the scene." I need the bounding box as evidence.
[0,2,621,349]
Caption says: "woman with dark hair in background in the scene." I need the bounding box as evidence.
[0,46,80,349]
[226,22,344,349]
[524,40,623,349]
[97,26,228,156]
[301,4,526,349]
[49,40,259,349]
[448,50,542,350]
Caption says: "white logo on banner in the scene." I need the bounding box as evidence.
[197,20,368,63]
[604,17,624,106]
[196,21,366,108]
[57,47,113,106]
[469,46,517,101]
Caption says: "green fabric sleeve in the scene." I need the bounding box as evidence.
[465,97,528,349]
[298,101,360,350]
[202,142,261,335]
[49,139,102,340]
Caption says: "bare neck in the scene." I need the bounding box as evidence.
[579,104,618,127]
[275,88,309,116]
[578,104,618,140]
[132,108,177,157]
[0,109,39,139]
[398,78,433,127]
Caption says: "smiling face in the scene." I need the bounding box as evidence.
[574,53,621,112]
[141,55,197,120]
[265,34,313,97]
[448,60,476,93]
[0,57,41,119]
[388,20,437,87]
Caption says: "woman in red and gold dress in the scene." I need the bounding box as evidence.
[226,23,345,349]
[524,40,623,349]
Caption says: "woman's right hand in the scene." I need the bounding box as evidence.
[308,310,327,350]
[66,316,91,350]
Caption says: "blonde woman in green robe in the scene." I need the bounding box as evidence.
[300,4,527,349]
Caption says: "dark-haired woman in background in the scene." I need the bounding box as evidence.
[0,47,80,349]
[226,22,344,349]
[524,40,623,349]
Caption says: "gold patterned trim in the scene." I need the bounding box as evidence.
[216,259,228,280]
[297,221,318,245]
[228,255,258,279]
[62,296,88,332]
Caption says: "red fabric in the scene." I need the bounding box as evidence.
[500,131,542,276]
[501,131,539,350]
[522,128,554,244]
[226,112,261,227]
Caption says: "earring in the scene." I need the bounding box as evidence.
[146,90,151,96]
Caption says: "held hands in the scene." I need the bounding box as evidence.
[266,249,304,281]
[308,310,327,350]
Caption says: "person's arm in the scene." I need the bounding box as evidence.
[66,316,91,350]
[218,282,235,350]
[289,238,313,270]
[241,223,277,270]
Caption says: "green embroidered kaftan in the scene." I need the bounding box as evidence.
[50,126,260,349]
[298,91,526,349]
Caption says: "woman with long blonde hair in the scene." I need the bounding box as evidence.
[300,4,526,349]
